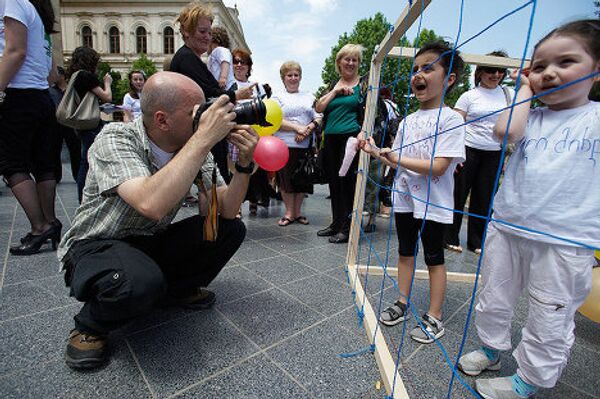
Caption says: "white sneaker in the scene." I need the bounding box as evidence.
[458,349,501,376]
[476,376,535,399]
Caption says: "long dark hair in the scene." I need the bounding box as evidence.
[29,0,57,34]
[66,46,100,78]
[128,70,146,99]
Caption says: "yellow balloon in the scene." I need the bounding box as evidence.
[252,99,283,137]
[579,267,600,323]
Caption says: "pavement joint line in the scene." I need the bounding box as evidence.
[0,202,18,294]
[125,338,158,399]
[0,302,79,325]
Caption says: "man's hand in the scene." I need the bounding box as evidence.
[195,95,236,147]
[228,125,259,166]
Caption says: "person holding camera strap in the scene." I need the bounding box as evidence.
[58,72,259,371]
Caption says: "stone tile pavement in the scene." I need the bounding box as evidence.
[0,167,598,398]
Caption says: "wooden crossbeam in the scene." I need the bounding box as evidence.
[389,46,530,68]
[356,265,479,284]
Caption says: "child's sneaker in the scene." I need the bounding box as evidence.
[458,348,501,376]
[379,301,409,326]
[475,376,536,399]
[409,313,444,343]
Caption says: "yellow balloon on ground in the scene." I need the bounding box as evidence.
[579,267,600,323]
[252,99,283,137]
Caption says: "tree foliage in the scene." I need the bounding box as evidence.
[98,54,158,105]
[318,13,470,113]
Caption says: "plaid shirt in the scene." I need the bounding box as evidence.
[57,118,224,262]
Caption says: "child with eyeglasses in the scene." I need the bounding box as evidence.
[458,19,600,399]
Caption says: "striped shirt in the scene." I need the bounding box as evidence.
[57,118,224,262]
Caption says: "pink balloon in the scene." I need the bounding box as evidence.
[253,136,289,172]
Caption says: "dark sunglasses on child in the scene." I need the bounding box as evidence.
[481,66,507,74]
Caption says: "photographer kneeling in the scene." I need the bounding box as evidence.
[58,72,258,370]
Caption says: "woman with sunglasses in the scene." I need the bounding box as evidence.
[444,50,514,254]
[231,48,271,215]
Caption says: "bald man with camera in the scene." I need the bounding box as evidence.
[58,72,258,370]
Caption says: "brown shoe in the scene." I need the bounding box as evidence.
[65,329,108,370]
[171,288,216,309]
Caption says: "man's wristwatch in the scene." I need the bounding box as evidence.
[235,161,255,174]
[0,90,6,105]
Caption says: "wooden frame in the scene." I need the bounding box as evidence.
[344,2,529,397]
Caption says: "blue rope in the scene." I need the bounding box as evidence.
[447,2,539,396]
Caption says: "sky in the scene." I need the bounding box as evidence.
[222,0,596,95]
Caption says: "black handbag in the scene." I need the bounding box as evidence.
[292,135,326,186]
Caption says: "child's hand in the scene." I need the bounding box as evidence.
[510,68,531,90]
[359,137,381,157]
[218,77,227,89]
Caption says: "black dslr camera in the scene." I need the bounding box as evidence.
[192,97,273,132]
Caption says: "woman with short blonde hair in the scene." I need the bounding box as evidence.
[175,1,213,37]
[314,43,365,243]
[279,61,302,80]
[272,61,320,226]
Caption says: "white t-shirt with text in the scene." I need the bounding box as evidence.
[0,0,52,89]
[392,107,466,224]
[493,101,600,248]
[454,86,514,151]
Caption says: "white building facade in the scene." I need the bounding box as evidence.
[58,0,248,73]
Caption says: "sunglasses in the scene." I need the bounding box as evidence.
[233,58,247,66]
[481,67,507,75]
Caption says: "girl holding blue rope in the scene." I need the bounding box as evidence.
[458,19,600,399]
[360,41,466,344]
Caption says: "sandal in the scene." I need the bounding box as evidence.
[278,217,294,227]
[295,216,309,225]
[445,244,463,253]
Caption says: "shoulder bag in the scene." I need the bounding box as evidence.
[56,70,101,131]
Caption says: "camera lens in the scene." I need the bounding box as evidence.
[232,99,271,127]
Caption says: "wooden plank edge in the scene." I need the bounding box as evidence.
[347,263,410,399]
[356,265,479,283]
[389,47,530,68]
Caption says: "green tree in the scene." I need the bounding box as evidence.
[595,1,600,18]
[317,13,470,112]
[97,61,122,103]
[131,53,158,77]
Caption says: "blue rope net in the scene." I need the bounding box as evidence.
[342,0,600,397]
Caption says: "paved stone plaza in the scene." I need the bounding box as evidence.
[0,167,598,398]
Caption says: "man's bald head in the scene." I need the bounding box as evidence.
[141,71,205,125]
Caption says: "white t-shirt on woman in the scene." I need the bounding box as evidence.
[272,90,319,149]
[454,86,514,151]
[122,93,142,119]
[0,0,52,89]
[391,107,466,224]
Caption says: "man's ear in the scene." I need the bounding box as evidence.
[154,111,169,131]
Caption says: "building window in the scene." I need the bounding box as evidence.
[163,26,174,54]
[136,26,147,54]
[109,26,120,54]
[82,25,93,48]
